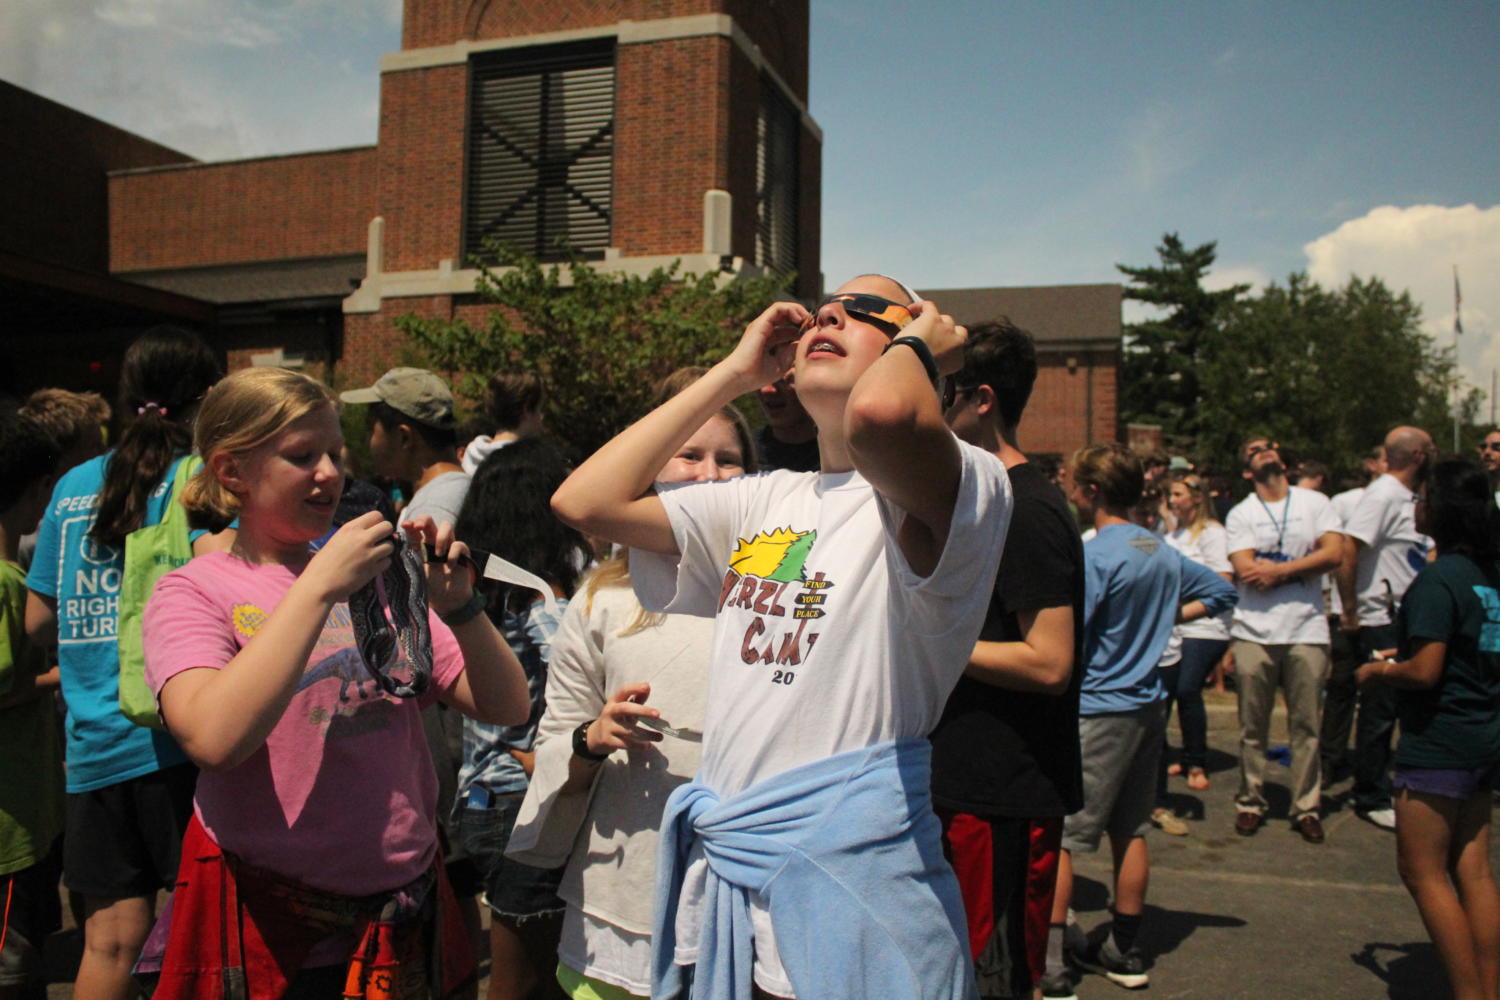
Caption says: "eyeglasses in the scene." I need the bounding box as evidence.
[1245,442,1279,460]
[799,292,914,339]
[1479,442,1500,453]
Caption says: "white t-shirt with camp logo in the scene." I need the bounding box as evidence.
[633,444,1010,797]
[631,444,1010,994]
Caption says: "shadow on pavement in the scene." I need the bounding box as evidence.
[1352,940,1444,999]
[1069,875,1247,962]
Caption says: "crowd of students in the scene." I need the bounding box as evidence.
[1,278,1498,1000]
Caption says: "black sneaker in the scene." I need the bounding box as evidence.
[1078,937,1150,989]
[1038,968,1079,1000]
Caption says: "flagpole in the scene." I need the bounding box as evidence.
[1454,265,1462,452]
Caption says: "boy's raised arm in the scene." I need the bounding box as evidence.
[845,301,967,576]
[552,301,807,554]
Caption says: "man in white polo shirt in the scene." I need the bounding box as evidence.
[1225,437,1343,843]
[1337,425,1435,830]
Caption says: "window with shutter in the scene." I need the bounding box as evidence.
[755,78,799,277]
[464,41,615,262]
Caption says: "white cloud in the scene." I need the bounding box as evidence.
[1303,204,1500,404]
[1204,265,1268,295]
[0,0,392,158]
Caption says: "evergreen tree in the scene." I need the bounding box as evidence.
[1117,233,1248,446]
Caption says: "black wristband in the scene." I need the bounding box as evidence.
[883,335,939,385]
[572,719,611,761]
[438,590,487,627]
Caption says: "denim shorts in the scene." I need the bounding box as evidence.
[1392,760,1500,801]
[455,790,565,921]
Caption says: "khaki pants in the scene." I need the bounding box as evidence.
[1232,641,1331,820]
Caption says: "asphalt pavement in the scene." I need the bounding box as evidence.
[1065,688,1479,1000]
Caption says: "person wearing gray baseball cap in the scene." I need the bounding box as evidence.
[340,367,456,431]
[340,367,469,527]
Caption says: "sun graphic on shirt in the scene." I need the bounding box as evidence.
[231,603,268,638]
[728,527,817,583]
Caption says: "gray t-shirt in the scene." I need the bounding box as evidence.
[404,470,471,527]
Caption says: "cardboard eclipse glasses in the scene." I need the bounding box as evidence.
[799,292,915,339]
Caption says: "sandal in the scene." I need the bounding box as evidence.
[1187,768,1210,791]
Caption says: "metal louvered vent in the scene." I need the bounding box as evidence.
[755,78,799,277]
[464,41,615,262]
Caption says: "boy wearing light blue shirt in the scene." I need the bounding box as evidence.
[1043,445,1235,999]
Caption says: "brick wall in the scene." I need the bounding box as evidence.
[1024,350,1120,457]
[1,80,192,273]
[614,36,727,257]
[339,296,460,386]
[108,147,377,272]
[377,65,469,272]
[724,0,808,101]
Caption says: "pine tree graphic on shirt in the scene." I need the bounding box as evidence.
[729,528,817,582]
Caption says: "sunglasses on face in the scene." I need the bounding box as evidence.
[799,292,915,339]
[1480,442,1500,453]
[1245,442,1279,460]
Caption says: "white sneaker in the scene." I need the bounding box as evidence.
[1360,807,1397,830]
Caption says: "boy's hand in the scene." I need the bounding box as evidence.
[306,510,394,602]
[901,300,967,376]
[721,301,810,392]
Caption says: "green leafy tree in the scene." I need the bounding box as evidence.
[1196,273,1470,480]
[1117,233,1249,445]
[395,244,793,457]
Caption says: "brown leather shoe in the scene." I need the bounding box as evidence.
[1296,814,1326,844]
[1234,810,1263,836]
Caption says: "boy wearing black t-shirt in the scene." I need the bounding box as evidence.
[931,319,1085,1000]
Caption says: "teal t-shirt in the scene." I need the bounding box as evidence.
[25,453,192,792]
[1395,553,1500,770]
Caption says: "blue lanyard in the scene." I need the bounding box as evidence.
[1255,491,1292,554]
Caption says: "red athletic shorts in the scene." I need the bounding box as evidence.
[938,810,1063,997]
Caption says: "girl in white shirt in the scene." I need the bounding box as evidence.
[1163,474,1233,790]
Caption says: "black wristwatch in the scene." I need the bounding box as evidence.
[572,719,611,761]
[883,335,939,385]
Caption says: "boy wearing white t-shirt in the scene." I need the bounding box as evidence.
[553,277,1012,1000]
[1224,437,1343,843]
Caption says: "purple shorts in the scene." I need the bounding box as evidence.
[1392,760,1500,800]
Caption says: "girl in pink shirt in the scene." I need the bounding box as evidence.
[141,367,529,1000]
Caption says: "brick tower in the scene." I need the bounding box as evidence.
[341,0,822,379]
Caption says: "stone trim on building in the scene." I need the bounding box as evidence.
[380,14,821,140]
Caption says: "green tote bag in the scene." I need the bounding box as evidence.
[117,454,202,729]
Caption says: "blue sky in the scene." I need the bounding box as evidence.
[3,0,1497,398]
